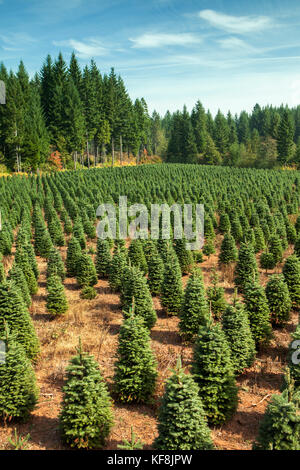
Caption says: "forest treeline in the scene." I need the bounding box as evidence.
[0,52,299,171]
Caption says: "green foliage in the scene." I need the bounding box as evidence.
[243,283,272,346]
[8,264,31,308]
[7,429,31,450]
[46,274,69,316]
[161,249,183,316]
[59,342,113,449]
[117,427,143,450]
[192,322,238,426]
[66,237,81,277]
[108,249,127,292]
[95,239,112,279]
[253,384,300,450]
[128,239,148,275]
[80,286,97,300]
[260,251,276,271]
[147,244,164,296]
[76,253,98,288]
[288,325,300,388]
[0,330,39,422]
[0,281,39,360]
[265,275,292,327]
[173,238,194,274]
[222,302,256,375]
[154,357,214,450]
[282,255,300,308]
[206,271,227,319]
[234,243,258,292]
[121,266,157,329]
[114,313,157,403]
[179,270,210,341]
[46,247,65,280]
[219,232,238,265]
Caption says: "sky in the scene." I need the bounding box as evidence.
[1,0,300,116]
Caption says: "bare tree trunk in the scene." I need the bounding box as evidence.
[120,135,123,164]
[112,137,115,166]
[86,138,90,168]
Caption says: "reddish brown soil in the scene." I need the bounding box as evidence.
[0,236,298,450]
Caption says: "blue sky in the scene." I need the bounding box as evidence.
[1,0,300,115]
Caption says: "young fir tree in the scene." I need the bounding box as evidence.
[154,357,214,451]
[282,255,300,308]
[108,248,127,292]
[0,329,39,422]
[128,239,148,275]
[202,238,215,256]
[59,340,113,449]
[73,217,86,249]
[121,266,157,329]
[173,238,194,274]
[0,281,39,360]
[15,247,38,295]
[95,238,112,279]
[8,264,31,308]
[265,275,292,327]
[253,377,300,450]
[260,251,276,271]
[76,253,98,288]
[114,313,157,403]
[147,245,164,296]
[268,235,283,265]
[161,249,183,316]
[206,270,227,319]
[192,322,238,426]
[254,226,266,253]
[234,242,258,292]
[24,242,39,279]
[46,246,65,280]
[219,213,231,233]
[46,274,69,316]
[243,283,272,346]
[218,232,238,265]
[66,236,81,277]
[179,269,210,341]
[222,302,256,375]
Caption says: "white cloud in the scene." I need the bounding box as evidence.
[129,32,202,49]
[0,32,36,46]
[53,38,108,58]
[218,37,257,52]
[198,9,272,34]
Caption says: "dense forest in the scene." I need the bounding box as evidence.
[0,53,300,172]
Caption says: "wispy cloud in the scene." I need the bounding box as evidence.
[53,38,108,58]
[129,32,202,49]
[0,32,36,51]
[217,37,257,53]
[198,9,272,34]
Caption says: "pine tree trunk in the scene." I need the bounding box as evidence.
[86,138,90,168]
[112,137,115,166]
[120,135,123,164]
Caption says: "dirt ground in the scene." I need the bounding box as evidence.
[0,235,298,451]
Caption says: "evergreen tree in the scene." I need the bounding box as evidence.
[260,251,276,271]
[46,246,65,280]
[128,239,148,275]
[114,313,157,403]
[46,274,68,316]
[192,322,238,426]
[222,302,256,375]
[95,238,112,279]
[161,249,183,316]
[121,266,157,329]
[59,341,113,449]
[154,357,214,450]
[265,275,292,327]
[243,283,272,345]
[277,109,295,164]
[0,281,39,360]
[179,270,210,341]
[66,237,81,277]
[0,329,39,422]
[7,264,31,308]
[76,253,98,288]
[282,255,300,308]
[147,245,164,296]
[108,248,127,292]
[253,385,300,450]
[219,232,238,265]
[173,238,194,274]
[234,243,258,292]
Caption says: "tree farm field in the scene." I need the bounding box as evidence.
[0,164,299,451]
